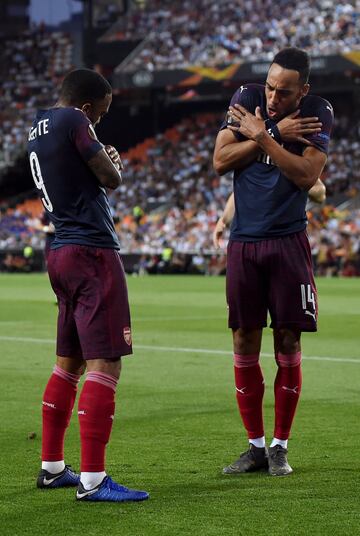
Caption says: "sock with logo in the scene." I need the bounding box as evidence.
[78,371,118,477]
[233,354,265,440]
[274,352,302,440]
[42,365,80,463]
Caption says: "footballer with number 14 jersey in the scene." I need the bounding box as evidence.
[213,47,334,477]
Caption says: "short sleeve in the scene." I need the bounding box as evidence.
[68,109,103,161]
[219,85,261,141]
[303,98,334,155]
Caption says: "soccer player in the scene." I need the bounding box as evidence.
[213,48,334,476]
[27,69,149,502]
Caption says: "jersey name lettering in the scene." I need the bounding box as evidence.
[28,119,50,141]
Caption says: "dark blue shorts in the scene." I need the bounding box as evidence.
[226,231,317,332]
[48,245,132,360]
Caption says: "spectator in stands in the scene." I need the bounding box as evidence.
[0,28,73,172]
[105,0,360,72]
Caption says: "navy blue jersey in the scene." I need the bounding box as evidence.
[27,107,120,250]
[220,84,334,241]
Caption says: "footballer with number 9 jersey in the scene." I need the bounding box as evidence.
[27,69,149,503]
[213,48,334,476]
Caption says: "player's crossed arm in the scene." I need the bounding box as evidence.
[214,104,323,178]
[213,129,260,176]
[227,104,327,190]
[105,145,123,171]
[87,146,123,190]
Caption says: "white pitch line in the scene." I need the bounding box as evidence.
[134,316,225,322]
[0,335,359,364]
[134,344,360,364]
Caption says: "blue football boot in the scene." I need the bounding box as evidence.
[76,476,149,502]
[37,465,80,488]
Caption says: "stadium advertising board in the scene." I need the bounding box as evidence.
[113,53,360,90]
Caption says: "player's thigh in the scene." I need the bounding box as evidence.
[226,241,267,330]
[47,249,83,359]
[268,231,317,331]
[74,248,132,360]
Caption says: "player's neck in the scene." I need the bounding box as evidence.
[53,99,75,109]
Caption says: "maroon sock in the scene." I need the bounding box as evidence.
[42,365,80,461]
[274,352,302,440]
[78,372,118,472]
[233,354,264,439]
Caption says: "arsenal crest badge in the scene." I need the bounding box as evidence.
[123,326,132,346]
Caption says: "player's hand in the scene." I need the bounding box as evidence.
[277,111,322,145]
[227,104,265,141]
[308,178,326,203]
[105,145,124,171]
[213,217,227,249]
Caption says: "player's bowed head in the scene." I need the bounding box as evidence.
[57,68,112,126]
[56,69,122,189]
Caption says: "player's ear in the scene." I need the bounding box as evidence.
[81,102,92,115]
[301,84,310,98]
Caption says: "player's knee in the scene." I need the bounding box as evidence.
[233,353,260,368]
[232,328,262,355]
[86,357,122,379]
[56,356,86,376]
[274,328,300,355]
[276,351,302,367]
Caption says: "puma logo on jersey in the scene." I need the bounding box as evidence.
[236,386,247,394]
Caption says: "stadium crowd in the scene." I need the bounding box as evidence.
[0,27,73,172]
[0,17,359,276]
[107,0,360,71]
[2,201,360,276]
[1,110,359,276]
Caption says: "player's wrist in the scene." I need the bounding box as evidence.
[264,119,282,144]
[254,129,268,144]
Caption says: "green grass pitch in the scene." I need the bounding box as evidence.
[0,274,359,535]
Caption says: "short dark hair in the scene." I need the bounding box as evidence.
[60,69,112,104]
[272,47,310,84]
